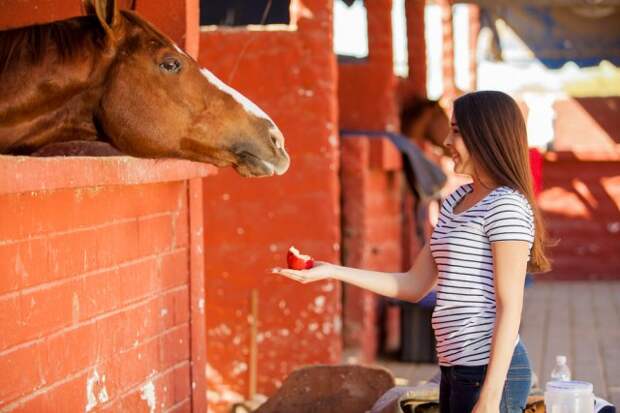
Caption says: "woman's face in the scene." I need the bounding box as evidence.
[444,114,474,176]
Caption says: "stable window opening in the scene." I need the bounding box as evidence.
[334,0,369,62]
[200,0,291,27]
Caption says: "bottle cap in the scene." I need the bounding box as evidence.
[556,355,567,365]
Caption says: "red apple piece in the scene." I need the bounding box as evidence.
[287,246,314,270]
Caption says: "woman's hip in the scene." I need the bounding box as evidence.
[502,341,532,412]
[439,341,532,413]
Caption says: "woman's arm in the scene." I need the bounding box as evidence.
[474,240,530,412]
[272,244,438,302]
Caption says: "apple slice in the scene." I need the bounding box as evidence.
[287,246,314,270]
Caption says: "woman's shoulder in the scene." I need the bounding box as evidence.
[485,186,533,217]
[483,186,535,243]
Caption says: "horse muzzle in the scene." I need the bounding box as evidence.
[234,149,290,177]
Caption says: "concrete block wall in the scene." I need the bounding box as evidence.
[197,1,342,410]
[438,0,456,98]
[338,0,399,132]
[403,0,427,97]
[340,138,406,362]
[0,2,217,411]
[337,0,429,363]
[1,1,344,411]
[0,158,213,412]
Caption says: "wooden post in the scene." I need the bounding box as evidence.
[249,288,259,399]
[468,4,480,91]
[438,0,457,99]
[405,0,428,97]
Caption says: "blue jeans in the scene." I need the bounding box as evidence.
[439,341,532,413]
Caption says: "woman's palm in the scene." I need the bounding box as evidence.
[271,261,334,283]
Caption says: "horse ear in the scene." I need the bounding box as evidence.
[84,0,121,37]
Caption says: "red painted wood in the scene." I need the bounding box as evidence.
[538,154,620,280]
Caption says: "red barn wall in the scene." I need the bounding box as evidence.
[197,1,341,410]
[0,2,211,411]
[338,0,398,132]
[0,0,197,55]
[538,153,620,280]
[402,0,427,98]
[340,137,406,362]
[337,0,415,363]
[537,97,620,280]
[553,97,620,153]
[0,159,212,412]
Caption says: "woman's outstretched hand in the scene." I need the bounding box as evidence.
[271,261,336,284]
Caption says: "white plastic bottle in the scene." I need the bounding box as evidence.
[550,355,571,381]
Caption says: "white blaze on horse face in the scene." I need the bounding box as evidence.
[175,47,282,149]
[199,68,274,125]
[199,68,289,176]
[173,43,190,58]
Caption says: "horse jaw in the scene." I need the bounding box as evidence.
[232,154,280,178]
[233,161,275,178]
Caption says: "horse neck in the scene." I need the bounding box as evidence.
[0,18,118,152]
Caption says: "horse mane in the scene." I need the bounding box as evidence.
[0,16,107,76]
[0,10,174,78]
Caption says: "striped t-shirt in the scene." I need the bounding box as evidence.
[429,183,534,366]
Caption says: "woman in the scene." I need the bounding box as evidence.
[273,90,550,413]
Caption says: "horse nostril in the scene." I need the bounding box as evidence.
[269,129,284,151]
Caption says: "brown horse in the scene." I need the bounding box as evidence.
[0,0,290,177]
[400,95,450,156]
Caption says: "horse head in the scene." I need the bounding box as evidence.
[400,95,450,156]
[88,0,290,177]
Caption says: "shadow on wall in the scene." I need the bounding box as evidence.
[574,97,620,145]
[538,153,620,280]
[553,97,620,152]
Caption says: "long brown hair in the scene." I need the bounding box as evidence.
[453,90,551,273]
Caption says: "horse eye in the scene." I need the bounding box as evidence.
[160,57,181,73]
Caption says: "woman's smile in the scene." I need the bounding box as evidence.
[445,114,471,174]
